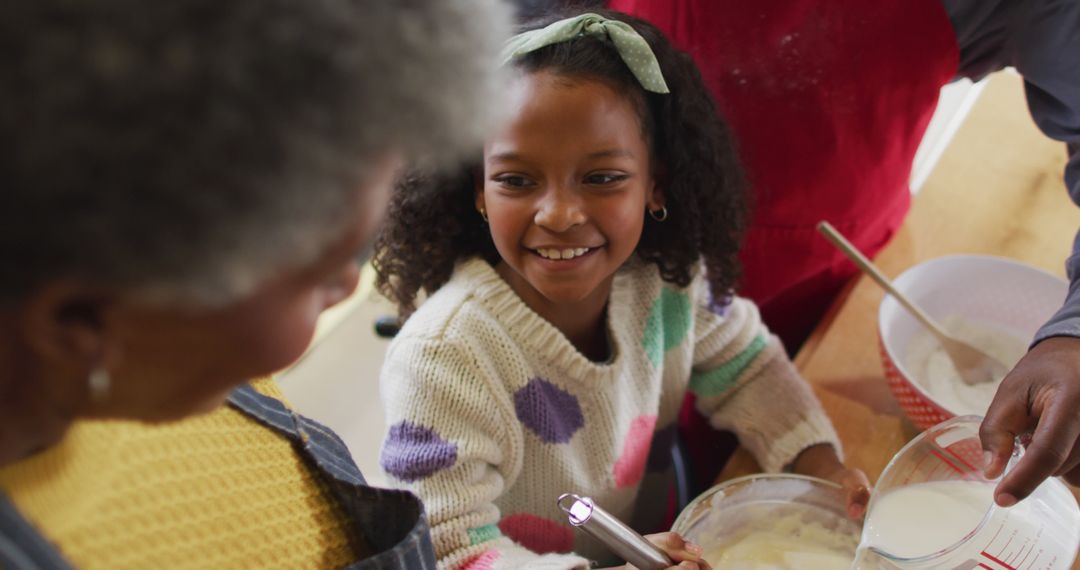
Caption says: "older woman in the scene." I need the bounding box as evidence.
[0,0,509,567]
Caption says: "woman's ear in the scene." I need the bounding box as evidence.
[18,282,114,371]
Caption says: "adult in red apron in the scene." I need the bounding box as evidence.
[609,0,960,492]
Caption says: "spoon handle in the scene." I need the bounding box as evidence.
[557,493,672,570]
[816,222,951,341]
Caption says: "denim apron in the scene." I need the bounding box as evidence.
[0,384,436,570]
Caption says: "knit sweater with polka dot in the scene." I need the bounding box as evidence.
[378,256,840,569]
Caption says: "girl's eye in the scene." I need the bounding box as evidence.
[493,174,533,189]
[585,173,628,185]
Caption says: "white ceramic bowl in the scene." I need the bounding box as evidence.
[877,255,1066,429]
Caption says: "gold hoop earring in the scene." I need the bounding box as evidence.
[648,206,668,222]
[88,367,111,404]
[479,207,489,223]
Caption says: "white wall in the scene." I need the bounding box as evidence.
[910,78,988,193]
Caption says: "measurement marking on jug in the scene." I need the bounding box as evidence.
[1014,540,1034,568]
[929,448,964,474]
[982,549,1018,569]
[945,445,978,472]
[905,450,934,484]
[1001,531,1016,555]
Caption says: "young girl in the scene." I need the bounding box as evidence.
[374,10,869,569]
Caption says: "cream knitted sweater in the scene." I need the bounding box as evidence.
[379,257,840,569]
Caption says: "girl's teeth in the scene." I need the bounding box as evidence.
[538,247,589,260]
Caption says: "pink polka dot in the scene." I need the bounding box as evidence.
[457,549,500,570]
[498,513,574,554]
[613,415,657,488]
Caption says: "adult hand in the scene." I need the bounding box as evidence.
[599,531,712,570]
[980,336,1080,506]
[792,443,872,519]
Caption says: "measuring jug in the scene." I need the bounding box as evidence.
[855,416,1079,569]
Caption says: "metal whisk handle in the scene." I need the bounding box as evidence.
[557,493,673,570]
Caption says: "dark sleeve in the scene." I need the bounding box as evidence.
[942,0,1080,341]
[1037,142,1080,342]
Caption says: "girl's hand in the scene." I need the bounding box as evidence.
[600,531,713,570]
[643,532,712,569]
[791,443,872,519]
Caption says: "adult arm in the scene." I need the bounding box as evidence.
[944,0,1080,503]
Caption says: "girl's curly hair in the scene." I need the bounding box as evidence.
[375,8,748,318]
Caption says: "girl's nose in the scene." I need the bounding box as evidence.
[534,187,586,232]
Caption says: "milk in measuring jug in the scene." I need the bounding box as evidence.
[859,480,993,559]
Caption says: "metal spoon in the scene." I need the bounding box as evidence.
[817,221,1009,386]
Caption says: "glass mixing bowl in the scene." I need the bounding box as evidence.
[671,474,862,569]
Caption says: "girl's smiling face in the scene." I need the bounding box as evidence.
[478,71,662,314]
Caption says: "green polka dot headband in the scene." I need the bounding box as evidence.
[501,13,670,94]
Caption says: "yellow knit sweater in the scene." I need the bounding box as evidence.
[0,379,357,569]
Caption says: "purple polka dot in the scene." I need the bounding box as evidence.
[380,420,457,481]
[514,378,584,444]
[708,290,734,317]
[646,423,676,472]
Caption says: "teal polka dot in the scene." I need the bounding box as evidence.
[642,288,692,369]
[468,524,502,545]
[689,335,767,397]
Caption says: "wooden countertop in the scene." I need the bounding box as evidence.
[715,72,1080,567]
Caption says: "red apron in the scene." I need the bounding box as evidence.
[609,0,959,492]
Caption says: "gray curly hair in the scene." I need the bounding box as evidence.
[0,0,510,305]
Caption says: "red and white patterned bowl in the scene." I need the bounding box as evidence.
[877,255,1066,430]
